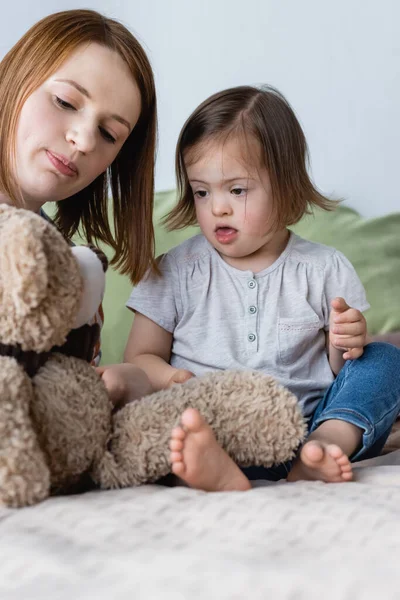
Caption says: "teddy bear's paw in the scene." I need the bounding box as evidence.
[0,357,50,507]
[91,399,176,489]
[212,371,307,466]
[91,450,140,489]
[92,397,176,489]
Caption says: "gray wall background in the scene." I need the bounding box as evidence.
[2,0,399,217]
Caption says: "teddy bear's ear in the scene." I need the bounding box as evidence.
[0,217,48,316]
[70,246,106,328]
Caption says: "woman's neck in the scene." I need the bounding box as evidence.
[0,192,13,206]
[0,191,43,214]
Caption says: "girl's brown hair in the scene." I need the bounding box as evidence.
[0,9,157,283]
[165,85,335,232]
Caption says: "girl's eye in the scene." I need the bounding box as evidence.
[99,127,116,144]
[194,190,208,198]
[231,187,246,196]
[55,96,75,110]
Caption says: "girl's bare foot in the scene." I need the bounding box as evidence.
[287,440,353,483]
[169,408,251,492]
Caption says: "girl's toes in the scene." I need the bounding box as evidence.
[336,454,350,466]
[171,426,186,441]
[169,438,184,451]
[171,460,185,476]
[341,463,352,472]
[170,451,183,464]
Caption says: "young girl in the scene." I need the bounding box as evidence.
[125,85,400,490]
[0,9,156,400]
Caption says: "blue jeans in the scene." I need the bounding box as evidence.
[242,342,400,481]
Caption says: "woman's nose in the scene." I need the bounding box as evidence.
[66,123,96,154]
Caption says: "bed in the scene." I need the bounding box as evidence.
[0,449,400,599]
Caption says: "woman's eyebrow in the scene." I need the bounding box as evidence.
[54,78,132,130]
[55,78,91,98]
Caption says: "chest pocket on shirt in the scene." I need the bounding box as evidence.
[278,314,322,366]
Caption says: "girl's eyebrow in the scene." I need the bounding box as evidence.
[54,78,132,130]
[190,177,254,184]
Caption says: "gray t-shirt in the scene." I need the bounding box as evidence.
[127,232,369,416]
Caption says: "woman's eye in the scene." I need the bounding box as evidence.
[55,96,75,110]
[231,187,246,196]
[99,127,116,144]
[194,190,208,198]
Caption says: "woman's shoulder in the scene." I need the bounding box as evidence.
[40,209,75,246]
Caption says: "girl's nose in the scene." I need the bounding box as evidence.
[211,194,233,216]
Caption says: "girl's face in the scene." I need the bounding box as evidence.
[14,42,142,210]
[186,136,288,271]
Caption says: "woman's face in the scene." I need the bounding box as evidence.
[14,42,142,210]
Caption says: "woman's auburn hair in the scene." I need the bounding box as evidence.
[165,85,336,232]
[0,9,157,284]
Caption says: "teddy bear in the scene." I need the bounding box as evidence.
[0,204,306,508]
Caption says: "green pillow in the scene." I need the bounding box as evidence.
[290,205,400,335]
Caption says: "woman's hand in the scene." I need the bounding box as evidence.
[166,368,195,388]
[96,363,153,408]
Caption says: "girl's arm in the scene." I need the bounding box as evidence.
[124,312,193,391]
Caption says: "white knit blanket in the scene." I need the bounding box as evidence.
[1,451,400,600]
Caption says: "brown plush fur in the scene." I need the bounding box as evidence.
[93,370,306,488]
[0,356,49,507]
[0,205,306,508]
[0,205,82,351]
[31,354,112,491]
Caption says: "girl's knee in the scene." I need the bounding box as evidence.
[362,341,400,365]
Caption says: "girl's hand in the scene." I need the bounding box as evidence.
[329,297,367,360]
[95,363,153,407]
[167,369,195,388]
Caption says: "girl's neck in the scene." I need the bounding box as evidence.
[219,228,290,274]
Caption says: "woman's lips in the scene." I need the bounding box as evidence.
[215,227,238,244]
[46,151,78,177]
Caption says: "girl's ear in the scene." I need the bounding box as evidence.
[0,217,48,316]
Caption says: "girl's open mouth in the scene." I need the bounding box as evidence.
[215,227,238,244]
